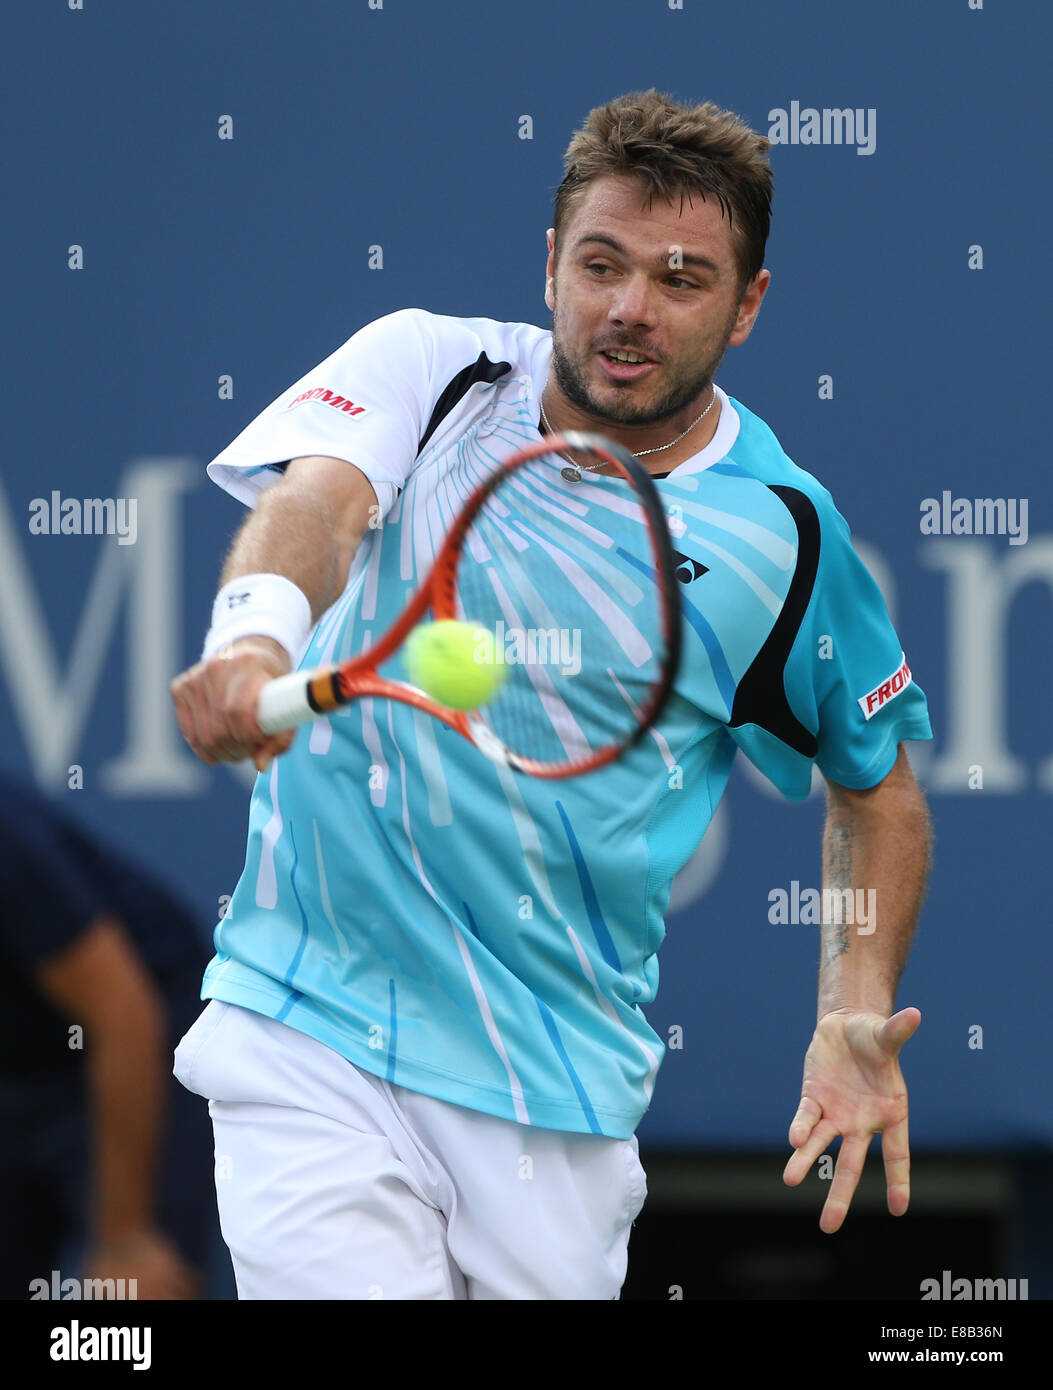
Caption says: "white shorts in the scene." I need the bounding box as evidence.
[173,1000,648,1300]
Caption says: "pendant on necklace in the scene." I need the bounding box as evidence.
[560,465,582,483]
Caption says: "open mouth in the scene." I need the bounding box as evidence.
[598,350,657,380]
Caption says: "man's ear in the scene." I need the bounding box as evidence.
[728,268,771,347]
[545,229,556,312]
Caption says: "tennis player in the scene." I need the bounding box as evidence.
[171,89,933,1300]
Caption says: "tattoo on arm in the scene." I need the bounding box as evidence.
[822,813,854,966]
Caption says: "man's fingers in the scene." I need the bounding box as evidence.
[191,678,249,760]
[253,731,295,772]
[820,1135,870,1234]
[880,1007,922,1053]
[171,686,219,764]
[788,1095,822,1149]
[783,1115,839,1187]
[207,659,269,751]
[171,654,293,766]
[172,668,234,762]
[881,1116,911,1217]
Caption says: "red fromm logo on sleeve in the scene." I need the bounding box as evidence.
[284,387,368,417]
[858,653,912,720]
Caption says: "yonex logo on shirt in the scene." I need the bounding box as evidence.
[285,387,368,417]
[858,654,912,720]
[671,549,708,584]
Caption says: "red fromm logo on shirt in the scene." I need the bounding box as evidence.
[284,387,368,417]
[858,653,912,721]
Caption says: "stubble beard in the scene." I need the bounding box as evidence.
[549,291,738,430]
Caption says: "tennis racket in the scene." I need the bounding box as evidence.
[257,430,683,779]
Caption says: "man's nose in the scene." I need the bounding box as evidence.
[608,273,658,328]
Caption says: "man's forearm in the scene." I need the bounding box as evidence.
[217,459,377,623]
[219,488,350,622]
[87,1008,166,1246]
[817,755,932,1020]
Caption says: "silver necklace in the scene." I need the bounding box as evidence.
[539,387,718,482]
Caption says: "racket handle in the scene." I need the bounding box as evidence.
[257,671,318,734]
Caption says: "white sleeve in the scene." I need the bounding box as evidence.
[205,307,461,522]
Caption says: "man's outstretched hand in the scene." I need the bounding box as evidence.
[783,1007,921,1234]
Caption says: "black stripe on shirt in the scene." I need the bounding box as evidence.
[417,352,512,456]
[727,485,821,758]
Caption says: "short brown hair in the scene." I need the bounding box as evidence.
[553,89,772,298]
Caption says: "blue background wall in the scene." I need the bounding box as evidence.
[3,0,1049,1150]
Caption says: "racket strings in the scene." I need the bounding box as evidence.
[451,451,673,768]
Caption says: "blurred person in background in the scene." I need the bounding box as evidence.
[0,768,217,1299]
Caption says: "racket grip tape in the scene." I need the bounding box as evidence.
[256,672,320,734]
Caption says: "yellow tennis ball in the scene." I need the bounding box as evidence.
[405,620,507,710]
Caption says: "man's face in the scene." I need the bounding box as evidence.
[544,174,768,429]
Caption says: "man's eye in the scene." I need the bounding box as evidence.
[587,263,697,290]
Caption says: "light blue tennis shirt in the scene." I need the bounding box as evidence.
[199,309,932,1139]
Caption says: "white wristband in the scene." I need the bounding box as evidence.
[201,573,313,662]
